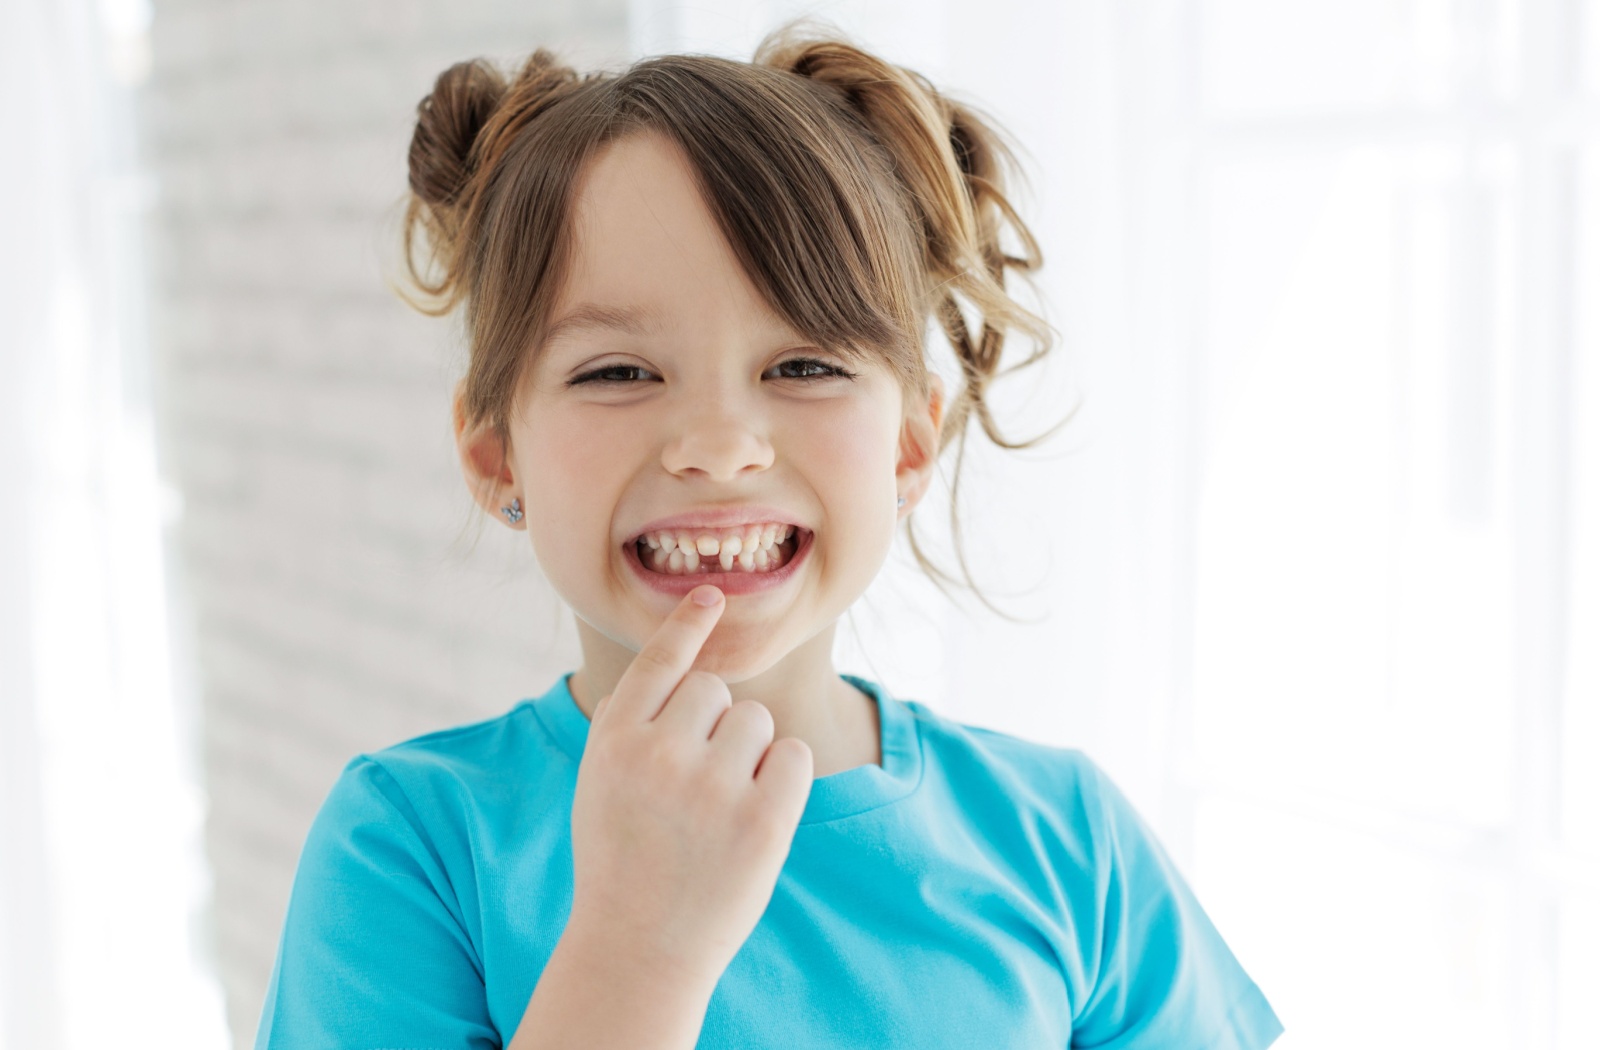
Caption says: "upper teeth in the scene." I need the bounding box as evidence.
[638,523,794,556]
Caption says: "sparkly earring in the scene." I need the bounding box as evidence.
[500,497,524,524]
[897,496,906,508]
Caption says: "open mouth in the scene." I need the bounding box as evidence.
[630,525,809,577]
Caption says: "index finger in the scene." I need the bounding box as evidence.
[604,584,725,724]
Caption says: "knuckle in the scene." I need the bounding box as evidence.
[645,740,692,782]
[588,725,633,762]
[690,758,736,799]
[727,699,774,735]
[681,669,726,693]
[736,798,789,845]
[634,645,679,676]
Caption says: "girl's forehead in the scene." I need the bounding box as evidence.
[568,132,714,258]
[530,127,905,385]
[559,132,794,336]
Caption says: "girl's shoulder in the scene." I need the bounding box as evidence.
[324,699,556,820]
[368,698,541,765]
[894,696,1114,826]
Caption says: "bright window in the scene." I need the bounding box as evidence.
[1180,1,1598,1046]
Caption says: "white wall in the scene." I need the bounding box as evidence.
[144,3,630,1044]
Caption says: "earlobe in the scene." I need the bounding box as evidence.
[454,404,519,522]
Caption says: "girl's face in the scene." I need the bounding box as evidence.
[457,130,942,681]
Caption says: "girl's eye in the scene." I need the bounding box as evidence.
[566,357,859,387]
[567,364,653,386]
[772,357,860,382]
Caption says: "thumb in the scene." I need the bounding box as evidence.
[592,693,611,722]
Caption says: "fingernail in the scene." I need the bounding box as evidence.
[691,585,722,607]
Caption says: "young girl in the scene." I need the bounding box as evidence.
[255,26,1283,1050]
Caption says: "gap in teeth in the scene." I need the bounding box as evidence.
[637,524,798,575]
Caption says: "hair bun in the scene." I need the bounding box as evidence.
[401,49,583,316]
[408,59,509,208]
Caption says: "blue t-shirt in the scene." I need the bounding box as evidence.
[254,672,1282,1049]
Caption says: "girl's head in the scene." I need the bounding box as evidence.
[401,26,1056,677]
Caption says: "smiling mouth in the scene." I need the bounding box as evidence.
[632,527,806,576]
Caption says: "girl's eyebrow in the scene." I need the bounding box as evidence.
[542,303,661,349]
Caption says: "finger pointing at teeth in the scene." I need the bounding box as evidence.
[566,583,814,986]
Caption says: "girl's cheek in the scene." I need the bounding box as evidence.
[529,396,894,486]
[528,412,619,477]
[798,401,898,470]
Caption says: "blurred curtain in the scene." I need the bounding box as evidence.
[0,1,227,1048]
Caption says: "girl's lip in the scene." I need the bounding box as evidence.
[626,508,807,543]
[624,528,813,596]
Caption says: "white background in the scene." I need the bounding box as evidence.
[2,1,1595,1048]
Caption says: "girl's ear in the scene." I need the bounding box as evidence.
[453,384,521,525]
[895,373,946,511]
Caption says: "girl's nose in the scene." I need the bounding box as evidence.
[659,407,775,482]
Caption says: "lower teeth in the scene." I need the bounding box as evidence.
[638,539,795,576]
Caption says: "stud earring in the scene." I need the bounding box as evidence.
[897,496,906,508]
[500,497,524,525]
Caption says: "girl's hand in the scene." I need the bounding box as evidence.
[565,584,814,990]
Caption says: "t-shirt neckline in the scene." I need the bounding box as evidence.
[531,670,923,825]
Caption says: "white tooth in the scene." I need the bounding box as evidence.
[719,546,735,571]
[722,536,742,557]
[738,547,755,571]
[645,533,661,549]
[658,532,675,552]
[675,532,693,554]
[754,546,770,571]
[668,550,685,572]
[695,535,719,556]
[683,548,700,572]
[760,523,777,548]
[743,525,761,549]
[651,546,668,568]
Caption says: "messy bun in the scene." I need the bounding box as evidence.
[397,25,1067,618]
[758,36,1051,442]
[407,59,506,208]
[403,50,583,314]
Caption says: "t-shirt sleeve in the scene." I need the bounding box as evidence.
[254,755,499,1050]
[1069,759,1283,1050]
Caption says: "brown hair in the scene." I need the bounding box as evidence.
[400,23,1071,619]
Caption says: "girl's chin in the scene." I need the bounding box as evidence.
[667,606,798,664]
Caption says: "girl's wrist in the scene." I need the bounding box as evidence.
[559,906,727,1001]
[508,915,720,1050]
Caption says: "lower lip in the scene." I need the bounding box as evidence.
[625,530,813,597]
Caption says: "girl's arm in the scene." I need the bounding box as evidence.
[508,913,718,1050]
[1069,758,1283,1048]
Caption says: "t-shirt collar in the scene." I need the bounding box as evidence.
[531,670,923,825]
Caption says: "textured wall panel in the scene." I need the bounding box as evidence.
[144,3,629,1044]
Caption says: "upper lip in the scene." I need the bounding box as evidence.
[627,505,810,544]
